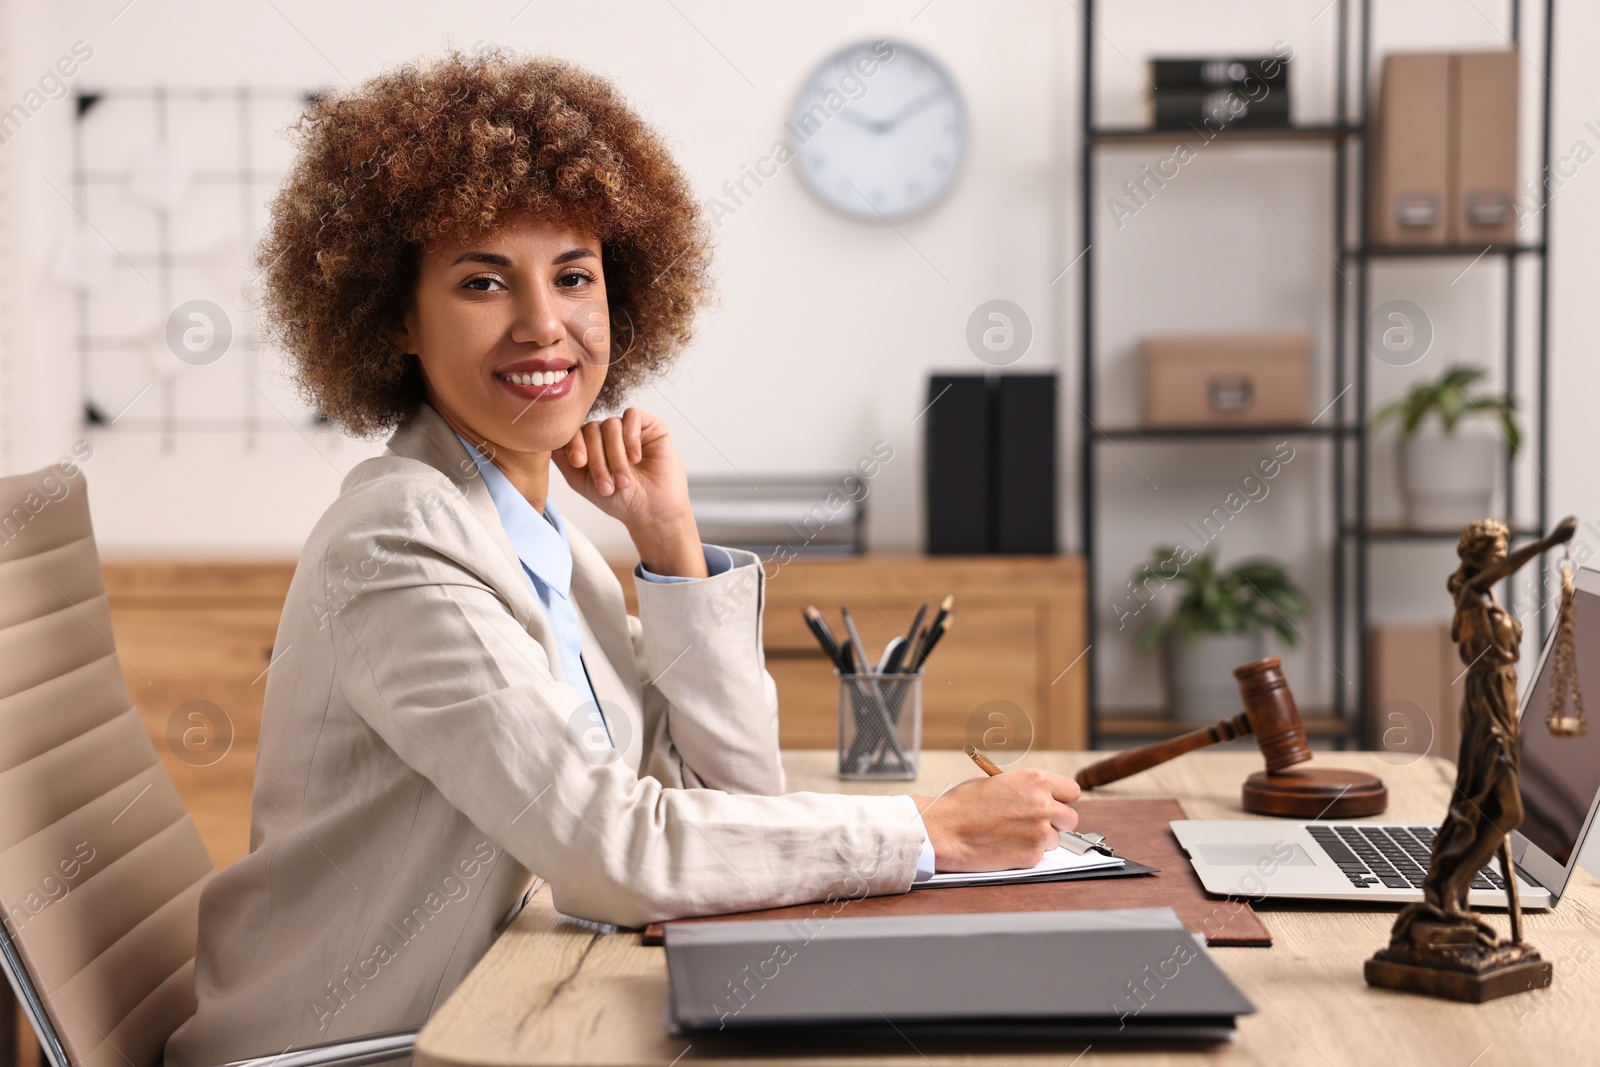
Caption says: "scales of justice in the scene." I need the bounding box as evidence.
[1366,514,1586,1002]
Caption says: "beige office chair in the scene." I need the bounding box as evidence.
[0,465,414,1067]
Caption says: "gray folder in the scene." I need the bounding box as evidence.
[665,906,1255,1041]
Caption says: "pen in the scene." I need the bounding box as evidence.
[962,744,1112,856]
[839,605,870,675]
[878,635,906,674]
[897,601,929,673]
[838,638,858,675]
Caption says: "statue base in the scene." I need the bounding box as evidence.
[1366,919,1551,1002]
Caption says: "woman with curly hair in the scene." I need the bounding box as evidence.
[164,49,1079,1064]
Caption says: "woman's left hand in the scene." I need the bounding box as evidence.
[552,408,709,578]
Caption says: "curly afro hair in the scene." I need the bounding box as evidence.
[253,47,715,438]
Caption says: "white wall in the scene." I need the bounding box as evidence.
[0,0,1070,561]
[2,0,1598,719]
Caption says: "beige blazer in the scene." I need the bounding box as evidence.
[163,401,925,1066]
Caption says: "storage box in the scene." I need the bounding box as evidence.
[1138,333,1310,427]
[1367,622,1463,763]
[1369,53,1452,246]
[1454,51,1518,245]
[1368,50,1518,247]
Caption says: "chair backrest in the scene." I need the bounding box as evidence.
[0,465,216,1067]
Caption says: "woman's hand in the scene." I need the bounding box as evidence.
[551,408,708,578]
[910,768,1081,873]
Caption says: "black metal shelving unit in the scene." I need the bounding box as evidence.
[1078,0,1555,747]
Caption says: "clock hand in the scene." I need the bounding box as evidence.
[876,88,947,132]
[832,89,947,136]
[834,108,882,132]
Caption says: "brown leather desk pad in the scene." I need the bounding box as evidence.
[641,797,1271,947]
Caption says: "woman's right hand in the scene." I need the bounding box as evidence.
[910,768,1081,873]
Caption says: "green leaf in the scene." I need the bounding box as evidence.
[1368,363,1521,445]
[1501,406,1522,452]
[1132,550,1308,645]
[1401,388,1433,435]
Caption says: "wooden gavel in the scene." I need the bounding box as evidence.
[1077,656,1387,819]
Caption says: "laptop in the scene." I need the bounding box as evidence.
[1172,564,1600,910]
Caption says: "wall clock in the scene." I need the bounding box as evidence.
[789,39,967,222]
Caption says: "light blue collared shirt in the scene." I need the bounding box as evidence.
[454,432,600,724]
[453,431,733,743]
[893,795,937,881]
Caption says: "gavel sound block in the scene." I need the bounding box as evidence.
[1077,656,1387,819]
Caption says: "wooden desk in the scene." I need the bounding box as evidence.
[415,751,1600,1066]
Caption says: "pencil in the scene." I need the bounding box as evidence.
[801,605,844,670]
[910,614,953,671]
[909,594,954,671]
[964,742,1003,776]
[966,744,1112,855]
[899,601,929,672]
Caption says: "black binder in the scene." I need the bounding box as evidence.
[994,374,1058,554]
[924,375,990,554]
[925,373,1057,554]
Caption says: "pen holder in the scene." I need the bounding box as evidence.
[837,670,922,781]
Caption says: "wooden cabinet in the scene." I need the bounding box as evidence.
[612,554,1089,751]
[98,553,1088,871]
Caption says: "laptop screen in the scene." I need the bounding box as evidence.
[1519,581,1600,869]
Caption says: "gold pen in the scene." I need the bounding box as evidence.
[962,744,1112,856]
[964,742,1003,776]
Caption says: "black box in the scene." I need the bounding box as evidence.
[1150,87,1290,129]
[1149,56,1289,90]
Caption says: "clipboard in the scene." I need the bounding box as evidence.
[914,856,1159,890]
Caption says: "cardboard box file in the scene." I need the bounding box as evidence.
[1367,622,1464,763]
[1370,53,1452,246]
[1139,333,1310,428]
[1454,50,1518,244]
[1369,50,1518,246]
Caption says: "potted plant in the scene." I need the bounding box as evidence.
[1134,548,1309,721]
[1372,364,1520,528]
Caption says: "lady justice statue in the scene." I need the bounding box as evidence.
[1367,514,1578,1002]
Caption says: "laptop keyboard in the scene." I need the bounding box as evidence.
[1306,825,1527,892]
